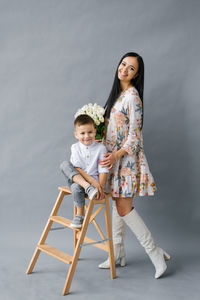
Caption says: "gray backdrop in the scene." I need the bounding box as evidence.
[1,0,200,299]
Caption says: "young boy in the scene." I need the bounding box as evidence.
[60,114,108,228]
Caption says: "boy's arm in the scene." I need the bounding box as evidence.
[75,167,100,188]
[98,172,107,200]
[99,173,107,189]
[75,167,105,200]
[97,146,109,199]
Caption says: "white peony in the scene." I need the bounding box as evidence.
[74,103,105,126]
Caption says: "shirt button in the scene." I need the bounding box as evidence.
[86,155,89,158]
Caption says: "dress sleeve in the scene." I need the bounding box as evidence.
[121,93,143,156]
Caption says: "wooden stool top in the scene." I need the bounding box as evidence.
[58,186,71,193]
[58,186,110,204]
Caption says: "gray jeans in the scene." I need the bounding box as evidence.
[60,160,86,207]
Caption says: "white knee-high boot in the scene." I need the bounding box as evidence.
[98,201,126,268]
[122,208,170,279]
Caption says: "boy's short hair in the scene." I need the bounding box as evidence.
[74,114,95,127]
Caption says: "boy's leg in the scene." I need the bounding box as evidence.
[60,161,89,189]
[77,206,84,216]
[60,161,79,184]
[60,161,98,200]
[71,183,85,208]
[70,183,85,228]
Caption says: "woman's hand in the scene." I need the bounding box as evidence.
[99,152,117,170]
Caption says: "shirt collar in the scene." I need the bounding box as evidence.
[79,141,96,150]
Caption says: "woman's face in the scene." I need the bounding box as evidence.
[118,56,139,83]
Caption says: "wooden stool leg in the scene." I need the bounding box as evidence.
[62,200,94,295]
[73,205,78,251]
[104,196,116,279]
[49,190,66,217]
[26,248,41,274]
[26,191,65,274]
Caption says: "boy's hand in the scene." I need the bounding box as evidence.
[90,179,101,191]
[96,188,105,200]
[90,179,103,200]
[95,184,104,200]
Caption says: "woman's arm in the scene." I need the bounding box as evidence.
[120,94,142,156]
[99,150,126,169]
[99,94,142,168]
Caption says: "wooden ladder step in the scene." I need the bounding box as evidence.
[76,233,108,251]
[58,186,106,204]
[58,186,71,193]
[37,244,73,264]
[50,216,80,231]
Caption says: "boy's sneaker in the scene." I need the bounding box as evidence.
[85,185,98,200]
[70,214,84,228]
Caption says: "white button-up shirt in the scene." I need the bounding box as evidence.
[70,141,109,181]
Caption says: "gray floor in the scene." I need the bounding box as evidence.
[1,223,200,300]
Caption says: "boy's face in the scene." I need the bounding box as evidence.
[74,123,96,146]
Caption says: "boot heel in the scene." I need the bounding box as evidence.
[163,251,170,261]
[120,256,126,267]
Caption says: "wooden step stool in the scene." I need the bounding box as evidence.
[26,186,116,295]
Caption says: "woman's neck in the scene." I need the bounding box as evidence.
[120,81,133,91]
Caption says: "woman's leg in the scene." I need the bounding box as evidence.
[115,197,133,216]
[98,199,126,268]
[117,197,170,279]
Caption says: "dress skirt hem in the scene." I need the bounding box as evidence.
[105,172,157,198]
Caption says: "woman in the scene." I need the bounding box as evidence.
[99,52,170,279]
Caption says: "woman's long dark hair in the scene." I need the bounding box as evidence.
[104,52,144,128]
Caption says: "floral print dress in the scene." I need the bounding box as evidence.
[104,87,157,197]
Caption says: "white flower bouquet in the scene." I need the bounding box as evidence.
[75,103,105,140]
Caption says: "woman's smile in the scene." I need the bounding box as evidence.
[119,71,128,77]
[118,56,139,84]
